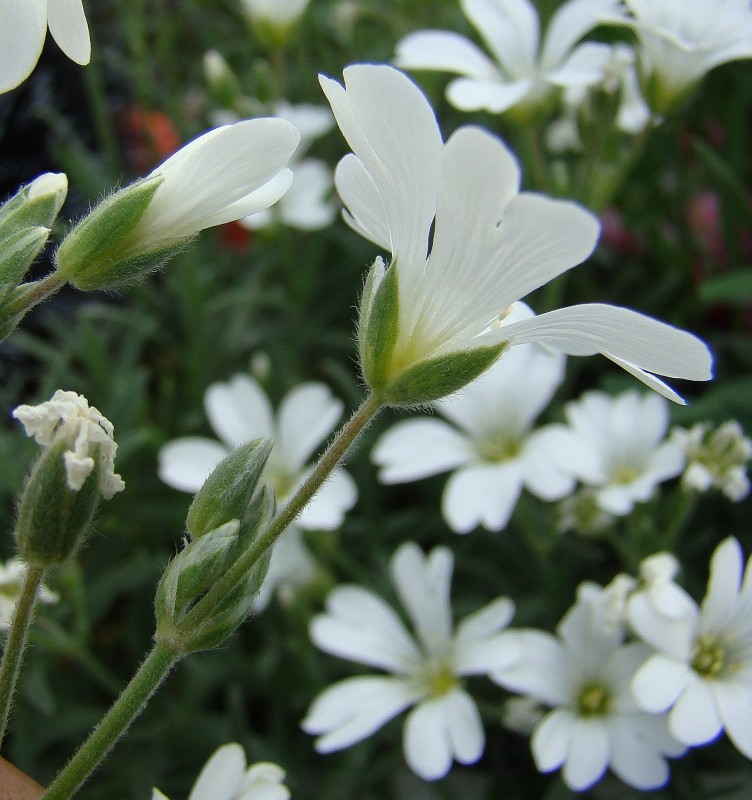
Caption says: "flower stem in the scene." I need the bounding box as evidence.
[41,643,178,800]
[180,391,383,633]
[0,565,45,748]
[6,272,67,318]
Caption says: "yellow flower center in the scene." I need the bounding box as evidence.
[576,683,611,717]
[611,465,640,485]
[692,635,727,678]
[477,434,521,463]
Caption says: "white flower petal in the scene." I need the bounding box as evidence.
[158,437,230,493]
[700,537,743,633]
[46,0,90,64]
[335,154,391,250]
[276,383,343,471]
[446,76,532,112]
[712,680,752,758]
[442,463,523,533]
[188,743,245,800]
[395,30,499,79]
[547,41,612,86]
[520,427,578,500]
[303,676,419,751]
[541,0,618,68]
[464,0,539,78]
[279,158,335,230]
[444,689,485,764]
[204,375,273,449]
[531,707,575,772]
[562,717,610,791]
[312,585,420,671]
[631,653,692,712]
[0,0,47,93]
[455,632,519,674]
[456,596,516,642]
[211,168,293,225]
[372,418,473,483]
[296,466,356,530]
[608,717,671,790]
[669,676,723,746]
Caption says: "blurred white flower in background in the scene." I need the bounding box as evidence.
[372,304,577,533]
[631,537,752,758]
[152,742,289,800]
[494,596,685,791]
[557,390,685,514]
[0,0,90,94]
[303,542,518,780]
[0,558,58,630]
[395,0,620,116]
[158,376,356,608]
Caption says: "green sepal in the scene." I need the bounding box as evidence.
[383,342,509,406]
[0,282,42,343]
[0,174,67,233]
[15,440,102,567]
[54,175,166,289]
[186,438,273,539]
[0,227,50,300]
[358,258,400,392]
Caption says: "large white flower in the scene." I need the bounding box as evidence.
[321,64,712,405]
[302,542,518,780]
[631,537,752,758]
[158,376,356,607]
[604,0,752,109]
[0,0,90,94]
[373,306,577,533]
[395,0,619,116]
[494,598,685,791]
[152,742,289,800]
[557,390,685,514]
[0,558,58,629]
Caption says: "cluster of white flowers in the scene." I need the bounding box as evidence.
[153,742,290,800]
[13,389,125,499]
[159,375,356,609]
[304,537,752,790]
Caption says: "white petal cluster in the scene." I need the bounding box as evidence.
[556,390,685,514]
[133,119,300,248]
[604,0,752,106]
[631,538,752,758]
[395,0,620,116]
[373,306,576,533]
[13,389,125,499]
[0,557,58,629]
[673,420,751,501]
[152,742,289,800]
[238,0,310,27]
[158,375,356,608]
[322,64,712,403]
[302,542,518,780]
[494,597,685,791]
[0,0,90,94]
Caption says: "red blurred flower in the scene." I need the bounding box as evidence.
[119,106,182,173]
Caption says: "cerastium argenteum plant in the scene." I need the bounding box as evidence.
[1,1,750,798]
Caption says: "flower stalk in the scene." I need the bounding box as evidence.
[0,565,46,747]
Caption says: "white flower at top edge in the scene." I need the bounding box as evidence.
[631,537,752,758]
[0,557,58,629]
[395,0,620,116]
[152,742,290,800]
[238,0,310,27]
[302,542,518,780]
[158,376,356,607]
[603,0,752,109]
[13,389,125,499]
[0,0,90,94]
[321,64,712,405]
[493,598,685,791]
[556,389,686,514]
[372,305,578,533]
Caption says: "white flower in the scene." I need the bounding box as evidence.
[0,558,58,629]
[152,742,289,800]
[321,64,712,405]
[372,306,577,533]
[302,542,518,780]
[558,390,685,514]
[631,537,752,758]
[494,599,685,791]
[604,0,752,109]
[0,0,90,94]
[13,389,124,498]
[673,420,751,501]
[238,0,310,27]
[158,376,356,607]
[133,119,300,248]
[395,0,620,116]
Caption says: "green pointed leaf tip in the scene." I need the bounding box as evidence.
[186,438,273,539]
[0,227,50,299]
[358,257,400,391]
[54,175,166,289]
[383,342,509,406]
[15,440,102,567]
